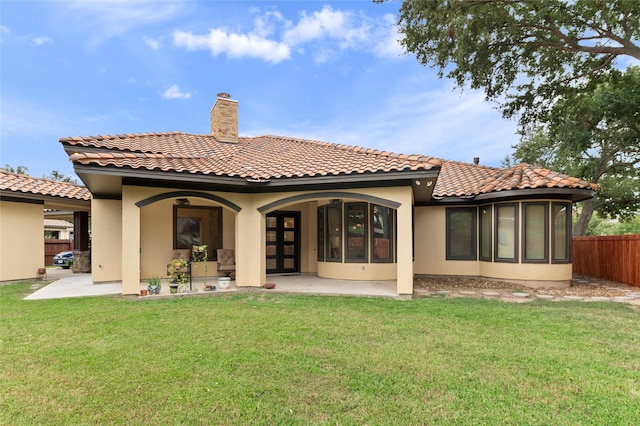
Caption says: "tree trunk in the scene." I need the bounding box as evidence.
[573,198,596,236]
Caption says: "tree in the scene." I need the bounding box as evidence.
[390,0,640,126]
[387,0,640,235]
[45,170,77,184]
[1,164,29,174]
[513,67,640,235]
[1,165,78,184]
[586,212,640,236]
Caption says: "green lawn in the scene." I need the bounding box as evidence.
[2,281,639,425]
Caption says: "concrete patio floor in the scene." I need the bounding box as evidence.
[24,269,399,300]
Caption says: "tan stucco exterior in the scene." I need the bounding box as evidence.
[114,185,414,295]
[414,201,573,288]
[0,201,44,281]
[84,180,578,295]
[91,198,122,283]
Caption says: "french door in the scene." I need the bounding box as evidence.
[266,212,300,274]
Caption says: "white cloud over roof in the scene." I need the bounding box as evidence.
[171,5,401,64]
[162,85,191,99]
[173,29,291,63]
[31,36,53,46]
[143,36,160,50]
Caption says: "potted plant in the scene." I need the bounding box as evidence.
[146,276,162,295]
[192,244,208,288]
[168,258,189,293]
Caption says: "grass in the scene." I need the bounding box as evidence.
[2,281,639,425]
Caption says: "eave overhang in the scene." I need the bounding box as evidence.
[417,187,596,206]
[72,163,440,197]
[0,190,91,211]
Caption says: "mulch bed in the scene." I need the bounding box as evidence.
[414,274,640,301]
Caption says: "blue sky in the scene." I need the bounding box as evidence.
[1,0,520,180]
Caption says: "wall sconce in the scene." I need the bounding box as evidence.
[176,198,190,206]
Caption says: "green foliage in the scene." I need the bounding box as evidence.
[1,165,78,184]
[393,0,640,126]
[586,212,640,236]
[44,170,78,184]
[1,164,29,174]
[513,67,640,232]
[168,258,189,289]
[2,282,640,424]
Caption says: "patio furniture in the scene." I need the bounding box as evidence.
[217,249,235,278]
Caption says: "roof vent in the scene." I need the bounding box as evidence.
[473,157,480,165]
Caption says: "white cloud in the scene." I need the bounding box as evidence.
[143,36,160,50]
[57,1,190,47]
[161,85,191,99]
[0,25,9,43]
[171,5,405,64]
[31,36,52,46]
[372,14,405,58]
[283,6,368,48]
[173,29,291,63]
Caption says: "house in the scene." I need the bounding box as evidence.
[60,93,596,296]
[0,171,91,281]
[44,219,74,240]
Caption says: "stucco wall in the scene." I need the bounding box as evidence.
[139,197,236,280]
[0,201,44,281]
[114,185,413,294]
[91,198,122,283]
[312,187,414,292]
[414,202,573,285]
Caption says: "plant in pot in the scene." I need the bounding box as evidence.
[146,276,162,295]
[168,258,188,293]
[192,244,208,289]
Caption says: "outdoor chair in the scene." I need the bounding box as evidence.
[216,249,236,278]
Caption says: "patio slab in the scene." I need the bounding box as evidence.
[24,274,120,300]
[24,273,398,300]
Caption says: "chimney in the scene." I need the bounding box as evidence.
[210,92,238,143]
[473,157,480,165]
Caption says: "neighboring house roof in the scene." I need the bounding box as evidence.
[62,133,442,180]
[61,132,596,203]
[0,171,90,201]
[0,171,91,212]
[44,219,73,229]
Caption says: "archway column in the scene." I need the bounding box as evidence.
[235,205,264,287]
[396,188,414,295]
[122,190,141,295]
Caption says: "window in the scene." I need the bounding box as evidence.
[446,207,477,260]
[479,205,492,261]
[44,230,60,239]
[326,203,342,262]
[346,203,367,262]
[495,204,518,262]
[317,206,325,261]
[523,203,549,263]
[371,204,394,262]
[318,202,396,264]
[173,206,222,260]
[552,203,572,263]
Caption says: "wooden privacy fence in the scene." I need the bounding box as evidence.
[573,235,640,287]
[44,239,73,266]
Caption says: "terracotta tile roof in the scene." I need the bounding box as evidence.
[432,160,598,199]
[61,132,442,180]
[0,171,91,201]
[60,131,596,199]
